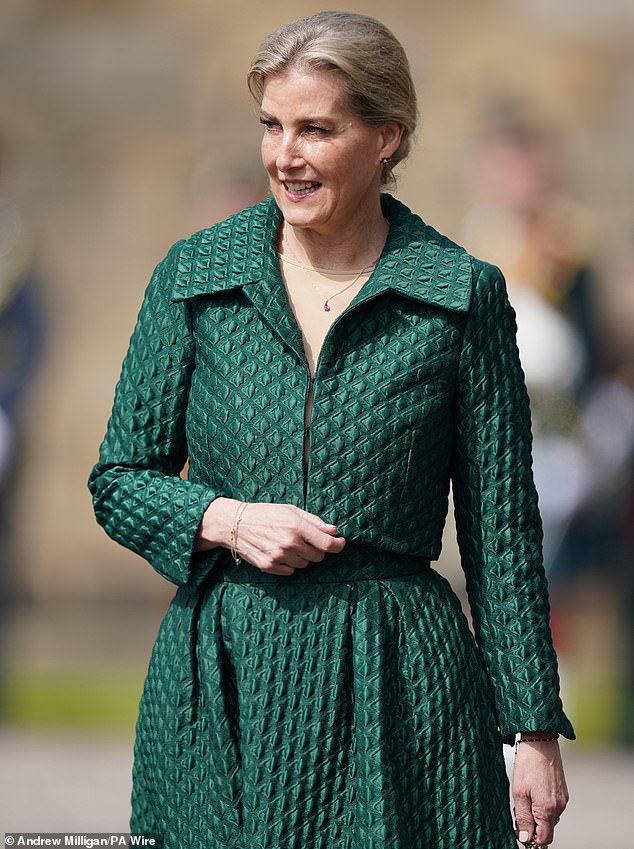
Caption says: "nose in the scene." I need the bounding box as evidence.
[275,132,303,174]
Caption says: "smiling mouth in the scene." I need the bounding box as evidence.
[283,181,321,196]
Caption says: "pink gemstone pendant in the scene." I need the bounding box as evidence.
[324,302,330,312]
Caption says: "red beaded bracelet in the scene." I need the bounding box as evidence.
[514,734,559,753]
[518,734,559,742]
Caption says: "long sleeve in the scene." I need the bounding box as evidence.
[87,240,222,586]
[451,261,575,744]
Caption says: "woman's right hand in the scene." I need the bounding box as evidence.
[194,497,346,575]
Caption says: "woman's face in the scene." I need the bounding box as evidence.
[259,67,400,239]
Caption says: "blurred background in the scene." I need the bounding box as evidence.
[1,0,632,844]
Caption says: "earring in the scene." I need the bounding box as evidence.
[380,156,392,165]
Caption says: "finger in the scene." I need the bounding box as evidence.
[293,537,343,564]
[301,510,340,531]
[257,561,295,576]
[238,542,296,575]
[283,551,311,569]
[535,816,555,847]
[298,543,326,564]
[514,797,535,846]
[516,828,536,845]
[532,794,561,846]
[300,513,347,543]
[300,522,346,553]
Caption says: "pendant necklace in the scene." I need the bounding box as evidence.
[321,261,377,312]
[281,229,379,312]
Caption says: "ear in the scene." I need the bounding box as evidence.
[378,122,404,160]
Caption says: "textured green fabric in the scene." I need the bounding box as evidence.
[88,194,574,848]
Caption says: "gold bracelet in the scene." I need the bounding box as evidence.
[229,501,248,566]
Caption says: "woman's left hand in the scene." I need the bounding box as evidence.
[512,738,569,847]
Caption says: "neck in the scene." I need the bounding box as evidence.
[281,205,389,272]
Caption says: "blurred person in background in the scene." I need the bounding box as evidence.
[89,13,574,848]
[460,97,603,577]
[188,155,268,232]
[0,129,45,712]
[582,236,634,744]
[460,96,634,743]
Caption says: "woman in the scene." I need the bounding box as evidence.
[88,11,574,849]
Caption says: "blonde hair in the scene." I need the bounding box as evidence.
[247,11,418,187]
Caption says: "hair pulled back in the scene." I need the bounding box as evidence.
[247,11,418,186]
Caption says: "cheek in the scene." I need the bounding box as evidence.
[261,138,276,173]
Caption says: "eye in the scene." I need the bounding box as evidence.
[304,125,330,136]
[259,118,281,131]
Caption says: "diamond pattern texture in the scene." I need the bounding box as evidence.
[88,195,574,848]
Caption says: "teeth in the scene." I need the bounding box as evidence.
[286,182,319,193]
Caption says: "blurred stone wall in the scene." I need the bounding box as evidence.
[1,0,633,600]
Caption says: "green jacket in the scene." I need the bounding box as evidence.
[88,193,574,742]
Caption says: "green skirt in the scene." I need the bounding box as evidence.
[130,544,517,848]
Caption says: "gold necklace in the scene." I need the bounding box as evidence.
[321,262,376,312]
[281,230,379,312]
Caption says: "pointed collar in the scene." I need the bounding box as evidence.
[171,193,473,313]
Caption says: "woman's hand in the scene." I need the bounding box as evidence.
[512,737,569,847]
[194,496,346,575]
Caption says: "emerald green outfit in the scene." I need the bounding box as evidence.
[88,194,574,848]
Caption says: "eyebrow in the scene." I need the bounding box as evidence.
[259,109,335,125]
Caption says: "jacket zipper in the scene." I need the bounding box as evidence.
[302,370,314,507]
[301,297,380,509]
[302,298,372,510]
